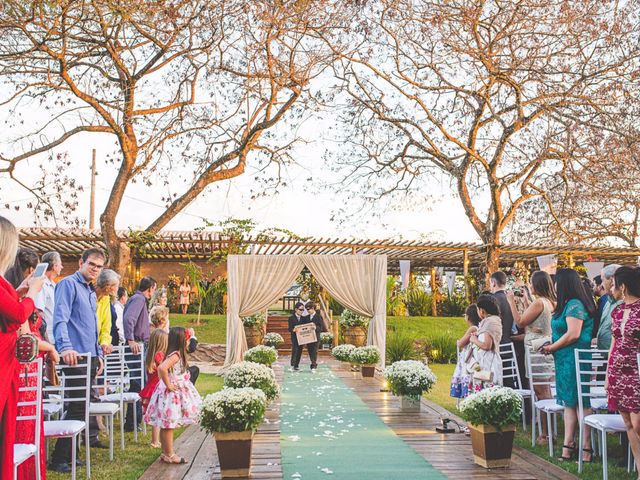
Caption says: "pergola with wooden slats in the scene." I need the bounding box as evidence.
[16,227,640,273]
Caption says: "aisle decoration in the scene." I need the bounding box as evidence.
[320,332,333,349]
[340,310,369,346]
[200,387,267,478]
[384,360,436,411]
[242,312,266,348]
[263,332,284,348]
[223,361,279,402]
[350,345,381,377]
[331,344,356,362]
[459,386,522,468]
[243,345,278,366]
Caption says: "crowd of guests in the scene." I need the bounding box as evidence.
[0,215,202,478]
[451,265,640,468]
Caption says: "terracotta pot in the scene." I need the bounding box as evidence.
[342,326,367,347]
[244,326,264,348]
[400,395,421,412]
[360,365,376,377]
[214,430,254,478]
[468,423,516,468]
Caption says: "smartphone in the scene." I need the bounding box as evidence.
[33,262,49,278]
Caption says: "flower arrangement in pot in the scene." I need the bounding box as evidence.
[242,312,266,348]
[339,310,369,347]
[331,344,356,363]
[200,387,267,478]
[459,386,523,468]
[349,345,381,377]
[384,360,437,412]
[224,361,279,402]
[244,345,278,367]
[319,332,333,349]
[263,332,284,349]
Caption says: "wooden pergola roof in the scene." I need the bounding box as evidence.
[17,227,640,273]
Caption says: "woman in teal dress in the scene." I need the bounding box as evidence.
[541,268,596,462]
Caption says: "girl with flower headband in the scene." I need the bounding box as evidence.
[143,326,201,464]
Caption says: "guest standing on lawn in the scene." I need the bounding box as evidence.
[450,304,482,399]
[179,278,190,315]
[541,268,595,463]
[469,294,503,391]
[605,266,640,474]
[95,269,120,356]
[35,251,63,342]
[113,287,128,345]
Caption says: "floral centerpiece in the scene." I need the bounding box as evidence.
[340,309,369,347]
[319,332,333,348]
[459,386,523,468]
[350,345,381,377]
[384,360,436,411]
[242,312,266,328]
[243,345,278,366]
[223,361,279,402]
[331,344,356,362]
[263,332,284,348]
[200,387,267,477]
[242,312,267,348]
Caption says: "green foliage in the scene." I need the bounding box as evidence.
[440,293,467,317]
[329,296,345,315]
[385,331,421,364]
[202,276,226,314]
[459,386,523,430]
[126,228,157,256]
[319,332,333,345]
[339,309,369,329]
[386,276,406,316]
[349,345,381,365]
[422,332,458,364]
[243,345,277,365]
[242,312,266,328]
[404,285,432,316]
[181,260,217,324]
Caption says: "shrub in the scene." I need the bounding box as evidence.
[385,331,421,365]
[459,386,523,430]
[200,387,267,433]
[329,296,345,315]
[320,332,333,345]
[384,360,437,397]
[350,346,381,365]
[331,344,356,362]
[404,287,432,316]
[386,276,406,316]
[263,332,284,348]
[440,293,467,317]
[242,312,266,328]
[223,361,279,401]
[243,345,278,366]
[424,332,458,364]
[339,309,369,329]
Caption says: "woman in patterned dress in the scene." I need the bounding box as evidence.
[606,266,640,475]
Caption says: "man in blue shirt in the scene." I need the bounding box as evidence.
[49,248,106,473]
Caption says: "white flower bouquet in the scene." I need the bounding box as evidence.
[350,345,381,365]
[243,345,278,366]
[224,361,279,401]
[320,332,333,345]
[263,332,284,348]
[459,386,523,430]
[242,312,266,328]
[331,344,356,362]
[339,309,369,329]
[200,387,267,433]
[384,360,437,397]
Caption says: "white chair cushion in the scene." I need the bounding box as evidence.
[89,402,120,415]
[100,392,140,403]
[14,444,36,465]
[585,414,627,432]
[591,386,606,396]
[44,420,86,437]
[513,388,532,398]
[591,397,608,411]
[535,399,564,412]
[44,404,62,416]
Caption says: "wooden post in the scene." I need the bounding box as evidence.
[568,253,575,268]
[463,249,470,301]
[430,266,437,317]
[89,149,97,230]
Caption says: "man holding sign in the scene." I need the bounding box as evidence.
[288,301,324,371]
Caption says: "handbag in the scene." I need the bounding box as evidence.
[530,336,552,352]
[16,333,39,381]
[472,350,497,383]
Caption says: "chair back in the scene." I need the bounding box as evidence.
[16,358,43,452]
[525,348,556,394]
[44,353,92,426]
[499,342,523,389]
[119,343,145,391]
[574,348,608,418]
[99,348,126,394]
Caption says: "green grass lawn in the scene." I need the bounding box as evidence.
[47,373,223,480]
[171,313,226,344]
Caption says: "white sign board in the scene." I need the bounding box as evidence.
[295,324,317,346]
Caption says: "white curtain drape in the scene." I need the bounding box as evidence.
[224,255,303,365]
[300,255,387,366]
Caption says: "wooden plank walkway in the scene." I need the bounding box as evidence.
[140,358,575,479]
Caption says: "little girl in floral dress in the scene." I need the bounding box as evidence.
[143,327,201,464]
[139,329,168,448]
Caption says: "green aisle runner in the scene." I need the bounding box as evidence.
[280,365,447,479]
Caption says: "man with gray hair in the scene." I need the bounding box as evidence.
[595,264,623,349]
[35,251,63,342]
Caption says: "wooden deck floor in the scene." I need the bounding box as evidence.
[140,358,575,480]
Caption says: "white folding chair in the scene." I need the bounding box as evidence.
[44,353,92,480]
[14,358,43,480]
[575,348,631,480]
[499,342,532,431]
[96,348,127,450]
[99,344,145,442]
[526,348,563,456]
[89,356,121,461]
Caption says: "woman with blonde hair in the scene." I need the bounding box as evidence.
[150,306,170,333]
[0,216,44,478]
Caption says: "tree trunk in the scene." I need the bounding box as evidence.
[482,243,502,288]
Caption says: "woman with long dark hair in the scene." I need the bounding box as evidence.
[541,268,596,462]
[450,304,482,399]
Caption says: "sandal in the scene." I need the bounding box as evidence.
[582,448,594,463]
[160,453,187,464]
[559,444,576,462]
[149,442,161,449]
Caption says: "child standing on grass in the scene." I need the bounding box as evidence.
[143,326,202,464]
[139,329,168,448]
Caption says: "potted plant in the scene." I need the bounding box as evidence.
[350,346,381,377]
[263,332,284,349]
[200,387,267,478]
[459,386,522,468]
[331,344,356,365]
[339,310,369,347]
[319,332,333,350]
[242,312,266,348]
[224,361,279,402]
[243,345,278,367]
[384,360,437,412]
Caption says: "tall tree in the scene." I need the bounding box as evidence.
[328,0,640,275]
[0,0,350,273]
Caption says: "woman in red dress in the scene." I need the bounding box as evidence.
[606,266,640,474]
[0,216,44,479]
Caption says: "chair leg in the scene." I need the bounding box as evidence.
[531,407,536,448]
[602,430,608,480]
[133,402,138,442]
[86,426,91,480]
[546,411,554,458]
[578,421,584,473]
[72,436,77,480]
[521,398,526,431]
[109,415,114,461]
